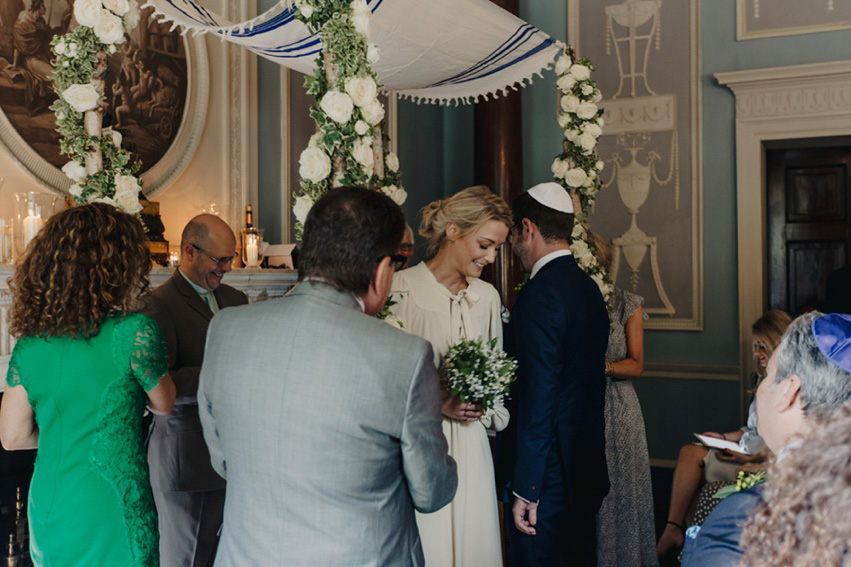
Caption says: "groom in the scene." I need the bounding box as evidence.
[500,182,610,566]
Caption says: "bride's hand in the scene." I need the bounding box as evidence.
[441,393,484,422]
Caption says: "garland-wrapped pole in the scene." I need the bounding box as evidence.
[83,54,107,176]
[291,0,406,238]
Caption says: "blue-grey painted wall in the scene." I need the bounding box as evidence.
[254,0,851,459]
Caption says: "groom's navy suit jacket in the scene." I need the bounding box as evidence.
[499,254,610,514]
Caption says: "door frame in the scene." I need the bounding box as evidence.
[717,60,851,418]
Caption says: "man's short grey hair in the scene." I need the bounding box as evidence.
[774,311,851,418]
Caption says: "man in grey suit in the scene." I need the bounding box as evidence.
[141,214,248,567]
[198,187,457,566]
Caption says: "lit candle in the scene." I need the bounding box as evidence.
[245,235,259,267]
[168,251,179,267]
[22,210,43,247]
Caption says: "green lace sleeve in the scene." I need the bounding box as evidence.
[113,314,168,392]
[5,338,30,389]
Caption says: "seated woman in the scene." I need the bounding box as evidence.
[656,309,792,557]
[0,203,175,566]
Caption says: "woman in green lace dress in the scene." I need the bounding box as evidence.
[0,203,176,567]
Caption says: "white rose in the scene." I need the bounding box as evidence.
[551,158,569,179]
[114,174,143,214]
[581,84,594,96]
[560,94,580,113]
[102,0,129,16]
[385,151,400,172]
[102,126,122,147]
[570,63,591,81]
[95,10,125,45]
[123,2,140,30]
[360,99,385,126]
[564,129,580,142]
[93,195,119,208]
[352,137,375,170]
[62,83,100,112]
[555,54,572,75]
[556,74,576,92]
[596,160,605,172]
[295,0,314,19]
[351,12,370,37]
[597,117,605,127]
[68,183,84,198]
[571,223,585,240]
[367,43,381,65]
[583,123,602,138]
[307,132,323,149]
[578,133,597,152]
[293,195,314,224]
[557,113,570,129]
[67,43,78,58]
[345,76,378,108]
[571,238,589,257]
[107,44,117,54]
[591,272,605,290]
[354,120,369,136]
[74,0,103,28]
[319,90,354,124]
[592,89,603,103]
[55,41,66,55]
[381,184,407,205]
[576,101,598,120]
[62,161,87,182]
[564,168,588,188]
[299,147,332,183]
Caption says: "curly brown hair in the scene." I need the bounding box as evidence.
[8,203,151,339]
[739,400,851,566]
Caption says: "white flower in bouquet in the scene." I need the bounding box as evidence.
[569,63,591,81]
[556,74,576,92]
[345,76,378,108]
[354,120,370,136]
[381,184,407,205]
[95,10,126,45]
[576,101,598,120]
[295,0,314,18]
[440,338,518,410]
[581,84,594,96]
[293,194,314,224]
[124,2,141,31]
[103,0,130,16]
[560,94,580,113]
[319,90,354,124]
[69,183,84,198]
[564,128,580,143]
[351,5,370,37]
[102,126,122,147]
[67,42,78,57]
[555,54,572,75]
[62,161,87,182]
[114,174,143,214]
[583,123,602,138]
[299,147,332,183]
[564,168,588,188]
[107,44,117,54]
[352,137,375,169]
[74,0,103,28]
[596,160,605,172]
[571,222,585,239]
[385,151,400,172]
[551,157,569,179]
[571,237,589,257]
[55,41,66,55]
[62,83,100,113]
[577,133,597,153]
[367,43,381,65]
[361,99,385,126]
[556,113,570,129]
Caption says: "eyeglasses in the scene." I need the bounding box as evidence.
[381,253,408,271]
[191,244,238,266]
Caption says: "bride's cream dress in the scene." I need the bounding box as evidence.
[390,263,509,567]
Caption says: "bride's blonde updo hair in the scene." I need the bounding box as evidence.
[419,185,512,257]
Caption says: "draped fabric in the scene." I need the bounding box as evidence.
[143,0,563,104]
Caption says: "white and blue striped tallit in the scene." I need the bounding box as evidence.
[144,0,562,104]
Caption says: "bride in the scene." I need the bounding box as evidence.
[390,185,511,566]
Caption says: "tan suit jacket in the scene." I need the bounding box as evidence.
[140,270,248,491]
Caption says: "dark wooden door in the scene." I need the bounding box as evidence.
[767,146,851,315]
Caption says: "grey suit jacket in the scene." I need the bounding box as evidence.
[198,281,457,566]
[140,270,248,492]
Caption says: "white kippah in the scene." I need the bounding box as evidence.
[526,182,574,214]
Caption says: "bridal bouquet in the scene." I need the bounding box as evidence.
[440,338,518,409]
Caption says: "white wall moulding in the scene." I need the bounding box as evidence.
[568,0,704,331]
[716,59,851,418]
[737,0,851,41]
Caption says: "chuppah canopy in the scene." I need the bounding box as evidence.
[144,0,564,104]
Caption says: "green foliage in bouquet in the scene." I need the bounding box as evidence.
[440,338,518,410]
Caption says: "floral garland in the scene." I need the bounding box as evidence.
[550,50,612,302]
[292,0,406,238]
[51,0,144,215]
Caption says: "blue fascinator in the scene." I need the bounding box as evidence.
[812,313,851,374]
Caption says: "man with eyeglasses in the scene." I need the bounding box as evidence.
[196,187,456,566]
[140,214,248,567]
